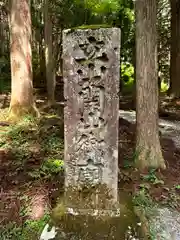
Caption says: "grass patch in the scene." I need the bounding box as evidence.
[0,213,50,240]
[0,113,64,167]
[28,158,64,179]
[0,110,64,239]
[0,108,9,121]
[133,187,159,240]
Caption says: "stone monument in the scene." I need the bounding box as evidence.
[63,27,120,213]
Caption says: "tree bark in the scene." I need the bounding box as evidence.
[169,0,180,98]
[135,0,166,170]
[44,0,55,105]
[0,7,5,56]
[9,0,38,118]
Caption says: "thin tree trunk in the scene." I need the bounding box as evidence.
[55,27,63,76]
[44,0,55,105]
[9,0,38,118]
[0,9,5,56]
[135,0,165,170]
[169,0,180,98]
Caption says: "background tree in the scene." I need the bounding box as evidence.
[135,0,166,170]
[0,0,10,92]
[1,0,172,96]
[169,0,180,97]
[44,0,55,105]
[157,0,170,90]
[9,0,38,117]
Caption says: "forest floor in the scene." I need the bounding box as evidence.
[119,94,180,206]
[0,92,180,239]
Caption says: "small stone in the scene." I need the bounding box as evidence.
[40,224,57,240]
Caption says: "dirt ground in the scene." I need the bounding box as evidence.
[119,95,180,211]
[119,117,180,210]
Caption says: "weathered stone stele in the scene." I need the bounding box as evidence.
[63,27,120,210]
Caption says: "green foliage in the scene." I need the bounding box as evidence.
[133,189,153,209]
[121,62,134,87]
[0,214,50,240]
[175,185,180,190]
[160,80,169,92]
[22,213,50,239]
[81,0,121,15]
[133,191,159,240]
[158,0,170,85]
[0,114,59,238]
[117,0,135,63]
[141,169,164,185]
[121,62,134,83]
[28,159,64,179]
[123,159,133,169]
[43,159,64,173]
[0,223,22,240]
[133,187,158,240]
[0,116,36,163]
[44,133,62,154]
[0,119,33,157]
[141,169,157,183]
[1,0,170,95]
[0,113,64,182]
[30,0,135,80]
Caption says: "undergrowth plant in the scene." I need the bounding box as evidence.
[0,113,64,179]
[28,159,64,179]
[0,213,50,240]
[0,113,64,239]
[133,187,158,240]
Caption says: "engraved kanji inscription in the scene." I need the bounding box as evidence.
[77,159,103,185]
[63,27,120,201]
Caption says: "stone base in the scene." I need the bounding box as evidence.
[66,207,120,217]
[51,210,141,240]
[64,184,119,214]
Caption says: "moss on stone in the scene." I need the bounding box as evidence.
[64,183,119,211]
[73,24,112,30]
[64,24,113,34]
[51,202,66,222]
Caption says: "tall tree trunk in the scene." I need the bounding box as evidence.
[169,0,180,98]
[0,7,5,56]
[135,0,165,170]
[44,0,55,105]
[9,0,38,118]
